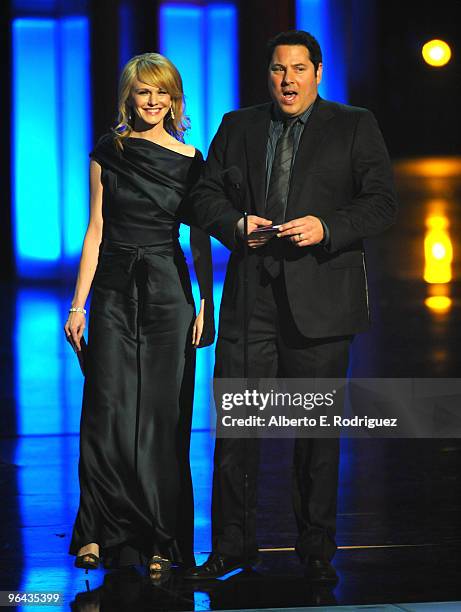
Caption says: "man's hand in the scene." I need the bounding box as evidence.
[237,215,273,248]
[277,215,324,247]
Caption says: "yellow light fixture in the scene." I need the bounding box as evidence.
[422,39,452,67]
[424,215,453,283]
[424,296,452,312]
[394,158,461,179]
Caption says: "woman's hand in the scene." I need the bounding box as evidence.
[64,311,86,351]
[192,299,205,347]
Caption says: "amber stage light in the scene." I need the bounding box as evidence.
[422,39,452,67]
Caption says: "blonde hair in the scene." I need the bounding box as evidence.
[113,52,189,149]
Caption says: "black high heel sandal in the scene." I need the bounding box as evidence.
[148,555,171,574]
[75,552,100,573]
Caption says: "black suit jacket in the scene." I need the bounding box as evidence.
[190,97,398,340]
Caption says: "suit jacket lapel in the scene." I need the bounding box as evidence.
[245,105,271,216]
[286,98,336,218]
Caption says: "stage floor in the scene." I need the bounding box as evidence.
[1,158,461,610]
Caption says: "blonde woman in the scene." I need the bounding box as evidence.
[65,53,215,575]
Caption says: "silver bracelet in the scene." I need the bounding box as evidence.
[69,307,87,315]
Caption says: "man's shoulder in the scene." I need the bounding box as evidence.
[221,103,271,125]
[318,98,373,121]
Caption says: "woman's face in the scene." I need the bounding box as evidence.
[130,78,172,128]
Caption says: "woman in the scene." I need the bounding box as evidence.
[65,52,214,574]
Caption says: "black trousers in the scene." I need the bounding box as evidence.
[212,270,352,562]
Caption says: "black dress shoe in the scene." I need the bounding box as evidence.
[304,558,338,584]
[184,553,251,580]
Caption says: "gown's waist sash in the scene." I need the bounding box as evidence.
[94,236,188,301]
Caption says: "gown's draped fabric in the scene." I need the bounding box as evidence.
[69,135,207,568]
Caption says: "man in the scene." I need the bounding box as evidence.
[186,30,397,583]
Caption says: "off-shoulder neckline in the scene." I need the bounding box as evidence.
[126,137,198,159]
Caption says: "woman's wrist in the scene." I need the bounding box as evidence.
[69,306,87,315]
[71,295,87,309]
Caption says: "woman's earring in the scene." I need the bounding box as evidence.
[170,106,175,120]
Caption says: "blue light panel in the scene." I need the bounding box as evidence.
[60,17,91,260]
[296,0,348,103]
[159,3,238,262]
[159,5,205,153]
[206,5,238,144]
[14,288,84,436]
[13,19,61,270]
[15,288,62,435]
[118,1,135,73]
[159,3,238,153]
[12,17,91,278]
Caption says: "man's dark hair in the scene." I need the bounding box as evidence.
[267,30,322,74]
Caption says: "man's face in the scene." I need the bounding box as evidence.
[268,44,322,117]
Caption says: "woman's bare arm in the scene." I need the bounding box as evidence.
[190,226,214,347]
[64,160,103,350]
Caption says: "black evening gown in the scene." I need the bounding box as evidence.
[69,134,208,568]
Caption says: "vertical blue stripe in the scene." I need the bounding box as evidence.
[13,19,61,270]
[159,5,205,153]
[60,17,91,260]
[12,16,91,278]
[206,5,238,144]
[159,5,205,259]
[159,3,239,153]
[14,288,84,436]
[119,1,134,73]
[159,3,238,259]
[15,288,62,435]
[296,0,348,103]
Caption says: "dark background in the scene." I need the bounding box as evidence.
[1,0,460,281]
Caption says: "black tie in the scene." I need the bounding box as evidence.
[261,119,296,278]
[265,118,296,224]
